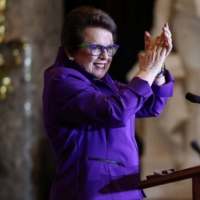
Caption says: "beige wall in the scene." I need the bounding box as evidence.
[0,1,62,199]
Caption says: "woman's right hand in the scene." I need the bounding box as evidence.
[139,36,167,75]
[145,23,172,59]
[135,23,172,85]
[135,35,167,85]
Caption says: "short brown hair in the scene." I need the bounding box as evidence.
[61,6,117,55]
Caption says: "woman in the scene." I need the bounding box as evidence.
[43,6,174,200]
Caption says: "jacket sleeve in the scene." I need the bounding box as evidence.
[135,69,174,118]
[43,67,174,128]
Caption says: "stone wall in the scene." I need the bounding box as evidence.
[0,1,62,199]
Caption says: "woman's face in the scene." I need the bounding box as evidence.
[73,27,113,79]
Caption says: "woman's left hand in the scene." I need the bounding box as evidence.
[144,23,172,59]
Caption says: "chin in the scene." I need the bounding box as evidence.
[96,73,106,79]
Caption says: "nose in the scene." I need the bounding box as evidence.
[99,49,108,59]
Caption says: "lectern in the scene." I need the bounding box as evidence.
[135,165,200,200]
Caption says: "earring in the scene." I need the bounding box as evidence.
[69,56,74,61]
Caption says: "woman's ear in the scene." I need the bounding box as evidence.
[64,48,74,61]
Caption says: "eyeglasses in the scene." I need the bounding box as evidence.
[78,43,119,57]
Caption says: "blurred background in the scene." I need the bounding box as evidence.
[1,0,200,199]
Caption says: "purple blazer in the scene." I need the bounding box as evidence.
[42,47,174,200]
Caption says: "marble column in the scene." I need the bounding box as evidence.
[0,0,62,200]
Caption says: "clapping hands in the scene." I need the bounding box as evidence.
[139,23,172,75]
[145,23,172,57]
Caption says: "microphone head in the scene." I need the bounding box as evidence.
[185,92,200,103]
[191,140,200,154]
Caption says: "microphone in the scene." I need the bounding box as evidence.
[190,140,200,156]
[185,92,200,103]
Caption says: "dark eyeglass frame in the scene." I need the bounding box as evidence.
[78,43,119,57]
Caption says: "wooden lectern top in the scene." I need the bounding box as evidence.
[136,165,200,189]
[135,165,200,200]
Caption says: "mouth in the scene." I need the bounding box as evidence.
[94,63,106,69]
